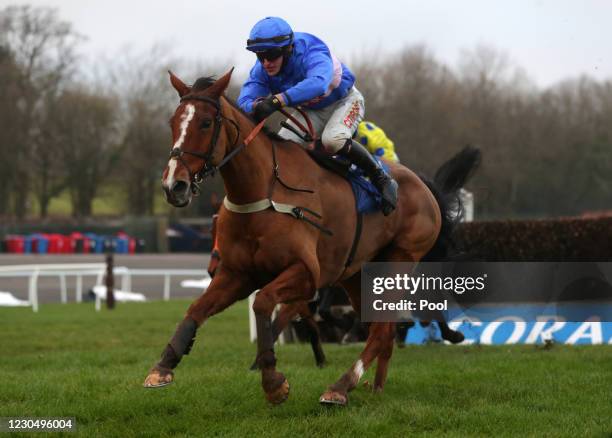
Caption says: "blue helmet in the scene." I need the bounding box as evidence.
[246,17,293,52]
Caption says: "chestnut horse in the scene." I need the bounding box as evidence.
[145,69,479,406]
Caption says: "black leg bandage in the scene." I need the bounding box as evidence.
[255,314,276,369]
[159,318,198,369]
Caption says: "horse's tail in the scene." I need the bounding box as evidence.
[420,145,481,261]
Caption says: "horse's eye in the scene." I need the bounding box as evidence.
[200,119,212,129]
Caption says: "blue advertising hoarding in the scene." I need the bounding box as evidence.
[405,303,612,345]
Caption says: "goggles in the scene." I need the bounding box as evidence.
[256,48,285,62]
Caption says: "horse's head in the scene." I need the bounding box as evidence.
[162,69,234,207]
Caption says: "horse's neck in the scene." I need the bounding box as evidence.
[219,100,274,204]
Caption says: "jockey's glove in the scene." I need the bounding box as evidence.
[253,95,283,122]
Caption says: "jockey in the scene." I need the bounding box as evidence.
[357,121,400,163]
[237,17,398,215]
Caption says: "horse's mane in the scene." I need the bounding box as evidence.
[191,75,287,142]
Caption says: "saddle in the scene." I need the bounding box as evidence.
[306,149,385,214]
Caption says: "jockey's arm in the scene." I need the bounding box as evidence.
[280,50,334,107]
[238,64,272,113]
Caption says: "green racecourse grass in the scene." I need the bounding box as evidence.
[1,301,611,438]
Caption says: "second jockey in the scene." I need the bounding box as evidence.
[357,121,400,164]
[237,16,398,215]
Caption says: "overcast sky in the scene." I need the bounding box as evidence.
[3,0,610,88]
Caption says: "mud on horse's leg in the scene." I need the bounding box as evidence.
[144,269,251,388]
[252,263,315,404]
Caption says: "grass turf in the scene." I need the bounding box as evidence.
[1,300,611,437]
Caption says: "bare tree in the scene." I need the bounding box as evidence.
[0,5,82,218]
[99,45,180,216]
[0,45,22,215]
[45,88,120,217]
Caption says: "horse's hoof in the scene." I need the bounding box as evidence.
[143,367,174,388]
[442,330,465,344]
[316,361,327,369]
[265,378,290,405]
[249,361,259,371]
[319,390,348,406]
[362,380,383,393]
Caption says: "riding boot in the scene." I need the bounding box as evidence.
[341,139,398,215]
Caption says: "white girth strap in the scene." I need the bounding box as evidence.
[223,196,298,217]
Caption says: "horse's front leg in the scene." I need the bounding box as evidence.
[249,302,300,371]
[252,262,315,404]
[144,268,252,388]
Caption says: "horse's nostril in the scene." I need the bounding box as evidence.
[171,181,188,195]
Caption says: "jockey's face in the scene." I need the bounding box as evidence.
[261,55,283,76]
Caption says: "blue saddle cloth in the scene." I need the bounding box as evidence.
[345,158,389,214]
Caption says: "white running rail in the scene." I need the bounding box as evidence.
[0,264,209,312]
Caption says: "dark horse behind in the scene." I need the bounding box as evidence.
[145,69,480,406]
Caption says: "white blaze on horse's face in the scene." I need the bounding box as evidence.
[164,103,196,187]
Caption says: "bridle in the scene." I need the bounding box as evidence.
[168,94,241,194]
[168,92,317,199]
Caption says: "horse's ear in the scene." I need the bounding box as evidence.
[169,70,190,97]
[207,67,234,98]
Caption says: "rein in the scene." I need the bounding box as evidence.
[279,107,316,145]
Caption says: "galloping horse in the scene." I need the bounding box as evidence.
[145,69,479,406]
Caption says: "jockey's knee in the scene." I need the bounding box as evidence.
[320,131,349,154]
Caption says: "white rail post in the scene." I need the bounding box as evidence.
[28,269,40,313]
[95,292,102,312]
[59,274,67,304]
[459,188,474,222]
[163,274,171,301]
[76,275,83,303]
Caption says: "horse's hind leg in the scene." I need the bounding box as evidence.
[320,246,425,405]
[435,314,465,344]
[372,322,395,391]
[300,304,326,368]
[319,321,392,405]
[319,273,395,405]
